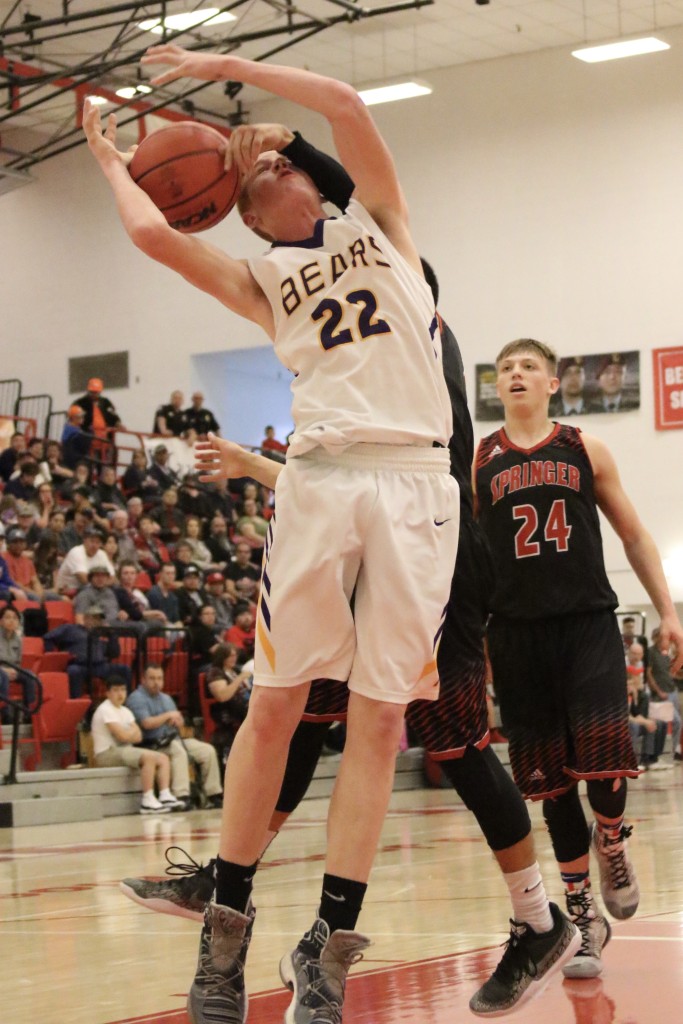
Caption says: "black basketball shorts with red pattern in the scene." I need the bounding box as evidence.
[487,609,639,800]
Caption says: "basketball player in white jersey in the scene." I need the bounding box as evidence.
[83,47,458,1024]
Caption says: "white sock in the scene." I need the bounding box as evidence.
[159,789,175,801]
[141,790,157,804]
[504,862,554,934]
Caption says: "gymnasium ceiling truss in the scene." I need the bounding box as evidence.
[0,0,433,186]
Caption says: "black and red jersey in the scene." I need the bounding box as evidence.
[475,422,618,619]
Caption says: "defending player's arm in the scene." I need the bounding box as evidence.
[196,433,283,490]
[82,101,273,334]
[141,46,420,266]
[584,432,683,671]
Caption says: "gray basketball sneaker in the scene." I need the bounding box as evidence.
[279,917,370,1024]
[469,902,581,1017]
[562,887,612,979]
[590,821,640,919]
[120,846,214,922]
[187,900,255,1024]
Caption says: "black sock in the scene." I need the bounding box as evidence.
[214,855,258,914]
[318,873,367,933]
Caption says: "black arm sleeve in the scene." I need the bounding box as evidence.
[281,132,354,213]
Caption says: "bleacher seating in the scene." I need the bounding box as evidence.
[23,671,91,771]
[20,636,44,672]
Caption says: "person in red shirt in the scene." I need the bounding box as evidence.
[260,425,287,455]
[223,602,255,658]
[3,528,44,600]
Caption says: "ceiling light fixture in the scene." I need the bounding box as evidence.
[115,84,153,99]
[572,36,669,62]
[85,95,108,106]
[139,9,236,34]
[357,79,432,107]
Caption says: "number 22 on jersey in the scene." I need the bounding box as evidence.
[312,289,391,351]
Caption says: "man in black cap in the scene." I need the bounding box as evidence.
[550,356,588,417]
[589,354,639,413]
[184,392,220,438]
[44,604,132,697]
[176,565,208,625]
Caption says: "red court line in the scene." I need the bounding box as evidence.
[106,913,683,1024]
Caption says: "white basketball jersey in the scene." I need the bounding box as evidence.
[248,199,453,457]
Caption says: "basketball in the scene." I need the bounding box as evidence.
[129,121,240,234]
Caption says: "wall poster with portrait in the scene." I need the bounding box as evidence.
[474,351,640,421]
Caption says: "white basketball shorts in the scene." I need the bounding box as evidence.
[253,443,459,704]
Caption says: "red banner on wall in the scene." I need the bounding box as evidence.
[653,347,683,430]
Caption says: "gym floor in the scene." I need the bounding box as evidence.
[1,769,682,1024]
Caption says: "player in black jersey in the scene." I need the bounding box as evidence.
[119,129,580,1017]
[475,338,683,980]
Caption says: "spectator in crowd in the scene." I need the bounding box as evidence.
[588,354,639,414]
[62,506,94,552]
[189,603,223,671]
[45,508,69,554]
[70,487,110,535]
[16,501,43,544]
[134,513,170,579]
[56,526,115,593]
[4,460,40,504]
[549,357,587,417]
[153,486,185,544]
[0,432,26,482]
[94,464,127,515]
[149,446,181,493]
[44,605,132,697]
[33,532,61,596]
[205,642,251,766]
[205,513,233,571]
[224,601,255,659]
[0,551,26,604]
[153,390,188,437]
[127,663,223,810]
[126,496,144,530]
[91,676,175,814]
[260,424,287,455]
[109,509,139,565]
[204,572,233,632]
[177,565,207,625]
[621,616,648,664]
[181,515,213,571]
[121,449,160,500]
[103,533,119,569]
[73,377,122,436]
[147,563,182,627]
[3,527,45,600]
[114,560,167,631]
[178,474,215,521]
[233,496,268,560]
[172,539,197,582]
[0,604,37,722]
[185,392,220,438]
[648,627,682,762]
[60,461,95,503]
[39,440,73,490]
[74,565,126,626]
[32,484,56,532]
[225,542,260,605]
[627,655,668,771]
[61,405,92,470]
[26,439,46,477]
[205,479,234,523]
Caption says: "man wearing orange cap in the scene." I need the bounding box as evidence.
[61,404,91,469]
[73,378,122,467]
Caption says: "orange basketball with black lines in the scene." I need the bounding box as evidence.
[129,121,239,234]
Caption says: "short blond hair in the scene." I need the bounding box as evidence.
[495,338,558,376]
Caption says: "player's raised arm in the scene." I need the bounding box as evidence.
[82,99,272,333]
[584,432,683,671]
[141,46,415,259]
